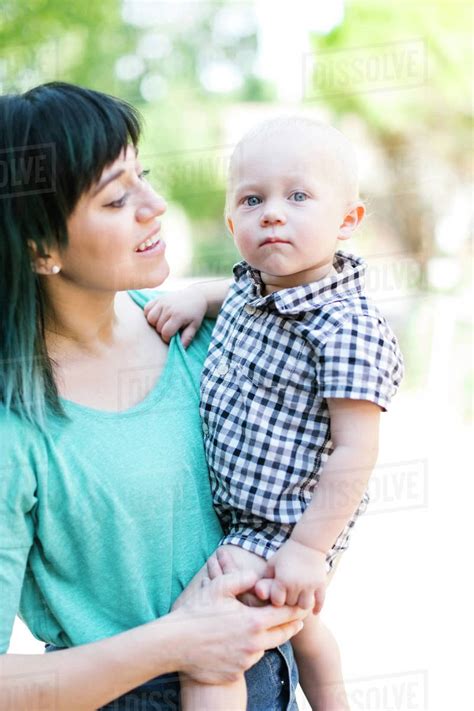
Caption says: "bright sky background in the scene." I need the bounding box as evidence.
[119,0,345,101]
[255,0,345,101]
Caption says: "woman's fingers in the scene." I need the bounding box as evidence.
[256,602,306,630]
[259,619,305,651]
[209,570,258,600]
[215,546,238,574]
[206,553,223,580]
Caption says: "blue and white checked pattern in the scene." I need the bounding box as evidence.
[200,251,404,565]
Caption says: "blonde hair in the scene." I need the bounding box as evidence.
[225,116,359,217]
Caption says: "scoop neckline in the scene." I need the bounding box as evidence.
[60,290,176,419]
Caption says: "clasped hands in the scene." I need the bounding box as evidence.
[208,539,327,615]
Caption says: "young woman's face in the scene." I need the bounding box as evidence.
[58,146,169,291]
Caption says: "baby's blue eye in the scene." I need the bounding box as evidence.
[291,192,307,202]
[244,195,261,207]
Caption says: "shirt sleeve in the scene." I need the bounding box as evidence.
[316,313,404,411]
[0,418,37,654]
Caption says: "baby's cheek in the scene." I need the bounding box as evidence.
[234,232,257,260]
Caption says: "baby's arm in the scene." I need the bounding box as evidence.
[144,278,232,346]
[257,399,380,612]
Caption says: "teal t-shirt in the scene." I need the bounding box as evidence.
[0,290,222,653]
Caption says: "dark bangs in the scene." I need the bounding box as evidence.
[21,81,142,244]
[0,82,142,428]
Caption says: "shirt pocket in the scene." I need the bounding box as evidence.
[235,331,313,393]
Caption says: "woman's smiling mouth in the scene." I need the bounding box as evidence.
[135,224,165,254]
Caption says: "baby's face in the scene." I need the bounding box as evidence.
[226,130,354,285]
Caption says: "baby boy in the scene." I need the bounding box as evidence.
[146,117,403,710]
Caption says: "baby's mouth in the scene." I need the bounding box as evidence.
[260,237,291,246]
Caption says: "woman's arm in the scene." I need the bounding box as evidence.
[0,572,305,711]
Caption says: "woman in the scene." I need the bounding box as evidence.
[0,82,304,710]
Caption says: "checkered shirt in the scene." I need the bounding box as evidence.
[200,251,404,565]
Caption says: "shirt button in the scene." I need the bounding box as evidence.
[216,361,229,376]
[244,304,257,315]
[202,422,209,435]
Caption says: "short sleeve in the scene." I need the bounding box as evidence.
[316,314,404,411]
[0,415,37,653]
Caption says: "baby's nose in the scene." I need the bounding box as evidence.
[260,205,287,225]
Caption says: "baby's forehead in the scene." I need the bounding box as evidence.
[230,122,357,196]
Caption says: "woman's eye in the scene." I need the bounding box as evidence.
[105,170,150,208]
[243,195,261,207]
[291,191,307,202]
[104,170,150,208]
[106,194,127,208]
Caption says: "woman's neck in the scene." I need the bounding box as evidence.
[42,277,123,355]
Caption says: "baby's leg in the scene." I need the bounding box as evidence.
[181,676,247,711]
[292,613,350,711]
[180,546,267,711]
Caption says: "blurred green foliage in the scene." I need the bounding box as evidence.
[1,0,471,407]
[1,0,471,278]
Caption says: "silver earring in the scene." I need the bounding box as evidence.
[50,265,61,274]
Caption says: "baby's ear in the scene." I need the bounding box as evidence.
[338,201,365,241]
[226,216,235,235]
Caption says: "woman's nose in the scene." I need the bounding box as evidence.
[137,188,167,222]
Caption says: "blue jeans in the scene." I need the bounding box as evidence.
[45,643,299,710]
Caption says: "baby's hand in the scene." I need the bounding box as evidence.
[255,538,327,614]
[144,287,207,348]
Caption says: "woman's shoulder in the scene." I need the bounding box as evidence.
[0,406,37,440]
[0,407,41,497]
[127,288,159,309]
[0,406,47,459]
[127,288,216,356]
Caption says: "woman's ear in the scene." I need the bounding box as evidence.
[338,201,365,241]
[28,240,62,275]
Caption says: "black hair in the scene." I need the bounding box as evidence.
[0,82,142,427]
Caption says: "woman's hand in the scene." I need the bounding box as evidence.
[207,545,269,607]
[144,287,207,348]
[172,570,306,684]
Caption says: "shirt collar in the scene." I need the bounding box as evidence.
[232,250,366,314]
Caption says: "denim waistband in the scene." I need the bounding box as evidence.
[45,641,299,710]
